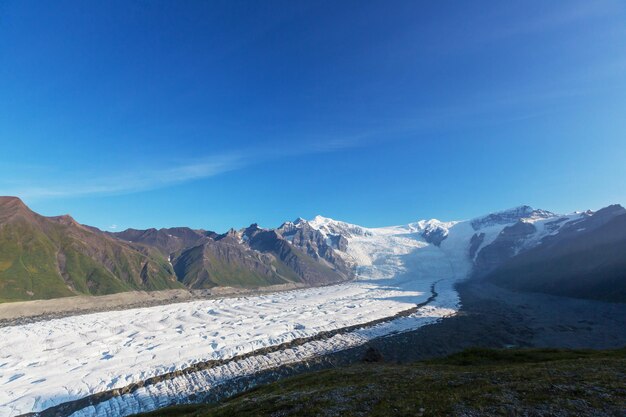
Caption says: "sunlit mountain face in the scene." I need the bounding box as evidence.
[2,198,625,416]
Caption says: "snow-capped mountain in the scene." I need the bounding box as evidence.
[470,205,555,230]
[286,206,553,277]
[2,202,625,417]
[478,204,626,302]
[286,204,626,301]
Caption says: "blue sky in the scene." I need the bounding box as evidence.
[1,0,625,232]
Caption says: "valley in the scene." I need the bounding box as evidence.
[1,201,626,417]
[3,4,624,417]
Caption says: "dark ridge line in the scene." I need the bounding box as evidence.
[25,282,440,417]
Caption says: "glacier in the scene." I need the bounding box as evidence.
[0,209,572,417]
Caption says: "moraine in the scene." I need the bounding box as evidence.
[1,207,579,417]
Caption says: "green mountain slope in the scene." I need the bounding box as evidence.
[172,236,295,288]
[172,227,351,289]
[0,197,352,301]
[0,197,181,302]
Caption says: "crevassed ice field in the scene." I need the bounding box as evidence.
[1,214,563,417]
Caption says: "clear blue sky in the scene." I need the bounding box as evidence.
[1,0,625,232]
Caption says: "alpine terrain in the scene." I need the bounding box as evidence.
[1,199,625,416]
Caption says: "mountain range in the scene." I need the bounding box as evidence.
[0,197,352,302]
[477,204,626,302]
[0,196,625,303]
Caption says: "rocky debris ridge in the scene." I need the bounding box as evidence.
[136,348,626,417]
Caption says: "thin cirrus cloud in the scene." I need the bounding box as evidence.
[4,62,621,203]
[1,138,366,200]
[0,153,244,200]
[481,0,621,41]
[0,76,613,202]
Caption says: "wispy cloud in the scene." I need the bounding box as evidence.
[0,153,244,200]
[483,0,621,41]
[0,138,369,200]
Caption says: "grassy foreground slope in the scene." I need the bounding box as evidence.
[139,348,626,417]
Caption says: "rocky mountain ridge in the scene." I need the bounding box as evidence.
[0,197,181,302]
[0,197,355,302]
[477,204,626,302]
[1,196,624,303]
[299,204,626,302]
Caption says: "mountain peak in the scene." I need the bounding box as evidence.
[310,215,335,226]
[0,196,28,210]
[471,205,555,230]
[0,196,34,222]
[216,228,240,241]
[243,223,262,238]
[49,214,80,227]
[594,204,626,217]
[497,205,534,216]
